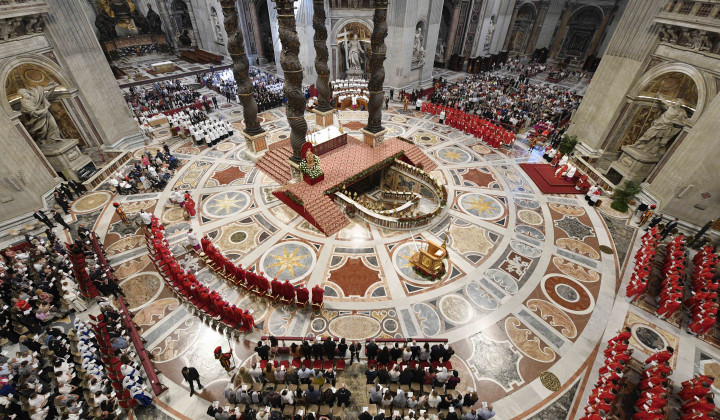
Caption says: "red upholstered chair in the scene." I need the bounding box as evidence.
[323,360,333,370]
[313,360,322,370]
[409,361,417,369]
[420,361,430,370]
[443,361,453,370]
[292,358,302,369]
[279,360,290,371]
[295,299,307,309]
[431,361,441,371]
[259,360,268,370]
[335,359,345,371]
[302,359,312,369]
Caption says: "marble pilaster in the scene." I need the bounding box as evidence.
[502,2,522,52]
[548,2,574,59]
[524,0,550,55]
[443,1,462,62]
[584,5,616,60]
[249,0,266,63]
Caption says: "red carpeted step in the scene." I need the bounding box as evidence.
[519,163,584,194]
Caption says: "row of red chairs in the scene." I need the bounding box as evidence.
[655,235,686,320]
[66,245,99,298]
[626,227,661,301]
[199,239,324,311]
[686,244,718,336]
[86,313,140,410]
[145,217,256,334]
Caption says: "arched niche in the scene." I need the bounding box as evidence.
[332,19,373,78]
[605,63,712,153]
[558,5,603,60]
[509,2,537,55]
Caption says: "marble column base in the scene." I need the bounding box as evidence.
[313,108,335,128]
[243,131,268,162]
[288,160,302,182]
[361,128,386,148]
[607,146,660,185]
[40,139,93,181]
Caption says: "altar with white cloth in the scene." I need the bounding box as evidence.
[307,126,347,155]
[151,61,174,73]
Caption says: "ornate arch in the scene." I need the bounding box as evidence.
[568,4,604,23]
[629,62,713,122]
[331,18,373,44]
[0,54,77,116]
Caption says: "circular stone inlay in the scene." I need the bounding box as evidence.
[383,318,398,333]
[202,191,250,218]
[436,146,472,164]
[458,193,504,219]
[539,371,561,391]
[328,315,381,341]
[518,209,543,226]
[120,273,163,310]
[634,326,665,350]
[555,284,579,302]
[439,295,472,324]
[259,241,316,281]
[230,231,248,244]
[311,318,326,332]
[541,275,594,315]
[72,192,111,213]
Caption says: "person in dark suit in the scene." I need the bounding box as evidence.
[254,341,270,360]
[181,366,203,396]
[660,218,679,241]
[33,209,54,229]
[349,340,362,365]
[52,211,71,231]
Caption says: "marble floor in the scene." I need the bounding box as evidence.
[48,72,718,419]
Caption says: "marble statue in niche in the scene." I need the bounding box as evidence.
[435,41,445,62]
[18,84,62,144]
[347,34,364,70]
[146,4,165,35]
[210,8,223,42]
[412,26,426,64]
[95,10,117,41]
[485,16,496,47]
[627,102,688,157]
[132,8,150,34]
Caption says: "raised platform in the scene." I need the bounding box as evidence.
[258,136,436,236]
[519,163,583,194]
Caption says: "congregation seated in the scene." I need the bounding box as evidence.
[0,236,87,343]
[125,79,208,120]
[199,68,285,112]
[108,146,179,195]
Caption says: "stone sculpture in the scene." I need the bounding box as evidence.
[412,27,425,63]
[219,0,264,135]
[275,0,308,163]
[95,10,117,41]
[146,4,164,35]
[18,84,62,144]
[132,9,150,34]
[364,0,389,134]
[435,41,445,62]
[347,34,364,70]
[313,0,333,112]
[627,102,688,157]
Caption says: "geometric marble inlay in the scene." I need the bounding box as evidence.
[466,333,523,391]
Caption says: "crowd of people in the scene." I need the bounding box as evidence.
[203,337,493,420]
[685,245,719,337]
[199,69,285,112]
[108,144,179,195]
[626,227,661,302]
[421,103,514,149]
[426,73,580,132]
[125,80,213,121]
[0,223,152,418]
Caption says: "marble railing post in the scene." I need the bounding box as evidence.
[220,0,264,136]
[313,0,333,112]
[363,0,389,135]
[444,1,462,62]
[274,0,307,163]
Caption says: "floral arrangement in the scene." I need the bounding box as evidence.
[412,261,446,282]
[285,191,304,206]
[299,156,324,179]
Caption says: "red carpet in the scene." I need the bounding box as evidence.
[520,163,584,194]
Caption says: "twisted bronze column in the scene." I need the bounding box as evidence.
[364,0,389,133]
[275,0,307,163]
[220,0,264,136]
[313,0,333,112]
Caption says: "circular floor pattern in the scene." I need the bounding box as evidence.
[436,146,472,164]
[71,191,112,213]
[258,241,316,281]
[202,191,250,218]
[458,193,504,219]
[91,102,617,416]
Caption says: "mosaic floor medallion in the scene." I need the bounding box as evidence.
[259,241,316,281]
[72,191,112,213]
[437,146,472,164]
[458,193,504,219]
[202,191,250,218]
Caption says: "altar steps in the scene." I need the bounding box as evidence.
[255,141,293,184]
